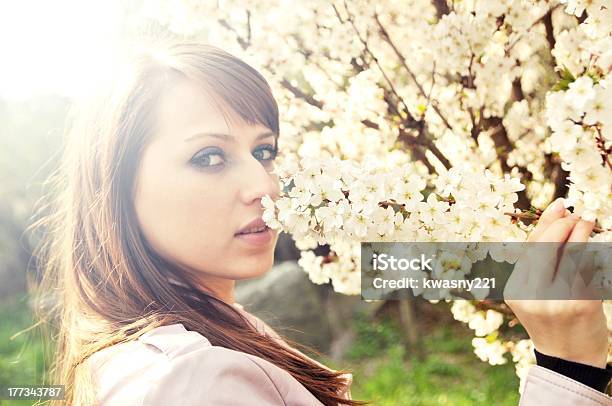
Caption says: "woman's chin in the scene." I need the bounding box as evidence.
[228,253,275,280]
[242,260,274,280]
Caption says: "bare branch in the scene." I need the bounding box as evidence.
[431,0,450,19]
[395,130,437,172]
[506,4,562,54]
[398,128,451,171]
[424,62,437,114]
[340,1,414,123]
[468,107,479,145]
[512,77,525,102]
[542,8,557,67]
[339,8,453,172]
[280,78,324,109]
[552,157,570,198]
[331,3,345,23]
[595,127,612,170]
[246,11,252,45]
[349,45,407,120]
[424,138,452,170]
[361,119,380,130]
[374,12,456,133]
[218,19,249,50]
[412,147,437,174]
[482,117,532,209]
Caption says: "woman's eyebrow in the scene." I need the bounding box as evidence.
[184,131,275,143]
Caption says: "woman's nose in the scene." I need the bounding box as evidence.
[238,158,281,205]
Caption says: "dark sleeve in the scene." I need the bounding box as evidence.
[534,348,611,393]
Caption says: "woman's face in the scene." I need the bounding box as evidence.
[134,77,281,294]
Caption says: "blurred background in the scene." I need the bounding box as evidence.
[0,1,524,404]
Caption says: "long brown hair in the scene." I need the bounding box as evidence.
[31,41,366,405]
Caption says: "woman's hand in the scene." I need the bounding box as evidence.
[504,198,609,368]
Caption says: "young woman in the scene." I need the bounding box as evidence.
[33,42,610,405]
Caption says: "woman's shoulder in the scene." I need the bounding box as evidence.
[89,322,289,405]
[88,305,329,405]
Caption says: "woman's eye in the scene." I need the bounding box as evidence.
[190,148,225,169]
[253,145,278,162]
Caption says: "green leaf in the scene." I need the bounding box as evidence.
[551,66,576,92]
[560,67,576,81]
[551,78,571,92]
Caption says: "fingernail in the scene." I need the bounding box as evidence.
[550,198,565,213]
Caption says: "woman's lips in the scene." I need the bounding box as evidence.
[234,226,274,247]
[236,217,268,235]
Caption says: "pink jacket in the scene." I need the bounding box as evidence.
[89,303,611,405]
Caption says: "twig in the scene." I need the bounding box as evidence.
[431,0,450,19]
[378,196,610,234]
[421,135,452,170]
[542,7,557,68]
[331,3,345,23]
[482,116,532,209]
[280,78,324,109]
[340,1,413,122]
[506,4,562,54]
[246,11,252,46]
[373,12,456,133]
[424,61,437,116]
[218,19,249,50]
[595,127,612,170]
[398,128,451,170]
[512,77,525,102]
[338,2,447,172]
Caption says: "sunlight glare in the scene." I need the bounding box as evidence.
[0,0,124,100]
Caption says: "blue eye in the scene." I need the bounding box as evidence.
[190,147,225,169]
[254,144,278,162]
[190,144,277,171]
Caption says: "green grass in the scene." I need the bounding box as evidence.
[0,295,48,406]
[318,313,520,405]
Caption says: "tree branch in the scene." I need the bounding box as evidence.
[374,12,455,133]
[217,19,250,50]
[541,150,570,200]
[398,127,451,171]
[482,117,532,209]
[431,0,450,19]
[411,146,437,174]
[350,50,407,121]
[542,8,557,67]
[280,78,324,109]
[506,4,562,54]
[595,127,612,170]
[340,1,414,123]
[338,1,450,173]
[512,77,525,102]
[420,132,452,170]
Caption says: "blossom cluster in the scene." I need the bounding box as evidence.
[544,0,612,233]
[262,156,528,295]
